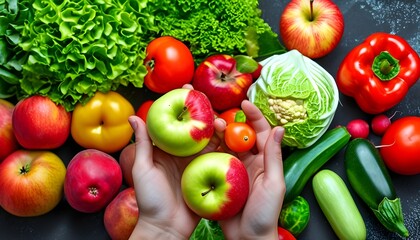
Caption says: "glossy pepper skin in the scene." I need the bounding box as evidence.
[71,91,135,153]
[337,32,420,114]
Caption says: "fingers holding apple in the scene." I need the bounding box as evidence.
[0,150,66,217]
[181,152,249,221]
[146,88,215,157]
[279,0,344,58]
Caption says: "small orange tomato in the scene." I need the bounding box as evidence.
[224,122,256,152]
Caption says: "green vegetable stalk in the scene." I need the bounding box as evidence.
[247,50,339,148]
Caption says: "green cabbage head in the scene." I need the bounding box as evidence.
[247,50,339,148]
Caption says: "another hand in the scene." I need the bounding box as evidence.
[127,115,224,239]
[217,100,285,240]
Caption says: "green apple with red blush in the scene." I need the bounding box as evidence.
[146,88,215,157]
[181,152,249,221]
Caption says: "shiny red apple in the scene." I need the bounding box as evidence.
[0,150,66,217]
[280,0,344,58]
[64,149,123,213]
[0,99,19,161]
[191,54,253,111]
[104,187,139,240]
[12,95,71,149]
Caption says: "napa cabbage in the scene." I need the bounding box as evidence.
[247,50,339,148]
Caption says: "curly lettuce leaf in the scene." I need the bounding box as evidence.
[1,0,157,110]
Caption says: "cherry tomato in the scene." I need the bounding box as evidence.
[224,122,256,152]
[136,100,154,122]
[278,226,296,240]
[144,36,195,94]
[380,116,420,175]
[219,108,242,125]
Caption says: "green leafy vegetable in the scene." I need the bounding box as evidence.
[1,0,284,110]
[247,50,339,148]
[1,0,157,110]
[190,218,225,240]
[148,0,285,63]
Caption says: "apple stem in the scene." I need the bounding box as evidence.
[201,185,215,197]
[310,0,315,21]
[177,106,188,121]
[19,164,30,174]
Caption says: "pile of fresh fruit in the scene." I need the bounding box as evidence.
[1,0,419,240]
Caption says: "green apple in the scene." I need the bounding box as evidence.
[181,152,249,221]
[146,88,215,157]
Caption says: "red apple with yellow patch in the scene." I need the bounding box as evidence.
[0,150,66,217]
[280,0,344,58]
[104,187,139,240]
[191,54,253,111]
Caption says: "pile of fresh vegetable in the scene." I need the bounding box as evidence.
[0,0,284,111]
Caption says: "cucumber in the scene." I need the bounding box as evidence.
[312,169,366,240]
[344,138,409,237]
[283,126,350,203]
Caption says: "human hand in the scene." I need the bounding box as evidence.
[217,100,285,240]
[127,113,225,239]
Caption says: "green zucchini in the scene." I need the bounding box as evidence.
[344,138,409,237]
[312,169,366,240]
[283,126,350,203]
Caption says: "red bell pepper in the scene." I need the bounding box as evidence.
[336,32,420,114]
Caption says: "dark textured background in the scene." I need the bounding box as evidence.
[1,0,419,239]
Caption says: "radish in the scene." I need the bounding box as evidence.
[346,119,369,139]
[371,111,400,136]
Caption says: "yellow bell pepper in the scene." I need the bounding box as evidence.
[71,91,135,153]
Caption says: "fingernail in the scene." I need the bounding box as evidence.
[273,127,283,143]
[128,116,138,131]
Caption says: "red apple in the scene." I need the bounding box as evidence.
[0,99,19,161]
[0,150,66,217]
[181,152,249,221]
[146,88,215,157]
[279,0,344,59]
[119,143,136,187]
[12,95,71,149]
[64,149,123,213]
[104,187,139,240]
[191,54,253,112]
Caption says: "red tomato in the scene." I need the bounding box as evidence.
[219,108,242,125]
[136,100,154,122]
[278,226,296,240]
[380,116,420,175]
[224,122,256,152]
[144,36,195,94]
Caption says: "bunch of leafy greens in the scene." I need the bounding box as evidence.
[0,0,284,111]
[1,0,157,110]
[247,50,339,149]
[148,0,286,63]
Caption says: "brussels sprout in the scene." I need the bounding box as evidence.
[279,195,310,236]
